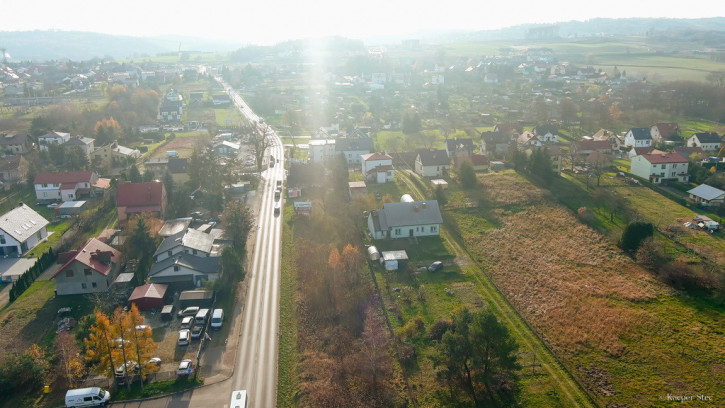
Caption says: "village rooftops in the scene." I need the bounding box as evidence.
[361,152,392,161]
[51,238,121,278]
[154,228,214,257]
[34,171,95,185]
[692,132,721,143]
[372,200,443,230]
[640,152,688,164]
[0,204,49,243]
[149,253,220,277]
[416,149,450,166]
[628,128,652,140]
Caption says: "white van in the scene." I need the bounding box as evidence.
[230,390,248,408]
[211,309,223,330]
[194,308,210,325]
[65,387,110,407]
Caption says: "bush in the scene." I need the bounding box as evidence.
[620,222,654,252]
[429,319,452,341]
[396,341,417,366]
[576,207,595,227]
[657,262,709,291]
[396,316,425,340]
[636,238,666,270]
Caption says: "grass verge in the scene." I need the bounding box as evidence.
[277,204,299,407]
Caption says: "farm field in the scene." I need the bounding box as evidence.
[148,132,210,159]
[447,172,725,407]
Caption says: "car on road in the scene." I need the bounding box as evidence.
[178,306,200,318]
[428,261,444,272]
[274,205,281,216]
[177,359,194,376]
[178,329,190,346]
[190,325,204,340]
[274,189,281,200]
[180,316,193,329]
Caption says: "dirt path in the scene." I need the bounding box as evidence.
[397,170,597,408]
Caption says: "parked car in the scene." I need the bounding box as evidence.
[177,359,194,376]
[147,357,162,366]
[47,202,59,209]
[178,306,200,318]
[114,361,139,385]
[428,261,444,272]
[211,309,223,330]
[178,329,190,346]
[180,316,193,329]
[190,325,204,340]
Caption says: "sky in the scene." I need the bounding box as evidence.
[3,0,725,45]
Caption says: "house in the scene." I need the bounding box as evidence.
[348,181,368,200]
[516,131,542,149]
[650,123,680,145]
[687,132,722,152]
[445,138,475,158]
[574,140,612,156]
[149,253,220,288]
[673,146,705,161]
[213,141,241,156]
[160,89,183,122]
[335,137,374,165]
[687,184,725,207]
[627,147,664,159]
[93,141,141,168]
[630,152,689,184]
[453,155,489,172]
[0,203,49,257]
[144,157,169,176]
[547,146,563,174]
[493,123,522,136]
[128,283,169,311]
[51,238,121,295]
[0,155,28,184]
[91,178,111,197]
[380,250,409,271]
[34,171,98,202]
[158,218,193,237]
[415,149,450,178]
[0,133,31,154]
[116,181,167,222]
[624,128,653,148]
[38,131,70,150]
[368,200,443,239]
[168,158,189,184]
[481,131,511,157]
[63,137,95,160]
[308,139,337,163]
[361,152,394,183]
[153,228,215,262]
[532,125,560,143]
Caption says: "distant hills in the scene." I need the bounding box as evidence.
[2,17,725,62]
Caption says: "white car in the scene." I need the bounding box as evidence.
[180,316,193,329]
[177,359,193,376]
[178,329,190,346]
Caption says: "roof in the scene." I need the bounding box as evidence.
[381,250,409,261]
[335,137,374,152]
[129,283,168,301]
[628,128,652,140]
[445,138,474,151]
[146,158,169,165]
[494,123,521,134]
[168,158,188,173]
[214,141,240,150]
[149,253,220,276]
[92,178,111,189]
[373,200,443,230]
[687,184,725,201]
[481,131,510,144]
[114,272,135,284]
[692,132,722,144]
[159,218,193,236]
[517,131,538,145]
[453,155,489,167]
[51,238,121,279]
[348,181,367,189]
[0,133,28,145]
[39,131,69,140]
[57,201,86,209]
[533,125,559,136]
[64,137,94,146]
[673,146,704,158]
[653,123,679,137]
[117,181,165,207]
[416,149,450,166]
[154,228,214,257]
[366,164,394,176]
[179,290,213,301]
[113,144,140,156]
[34,171,94,185]
[575,140,611,151]
[0,155,22,171]
[361,152,392,162]
[592,129,615,140]
[631,147,657,156]
[0,204,49,243]
[639,152,688,164]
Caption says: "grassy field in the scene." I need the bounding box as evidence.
[445,172,725,407]
[277,203,299,407]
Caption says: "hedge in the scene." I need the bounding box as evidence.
[8,249,57,303]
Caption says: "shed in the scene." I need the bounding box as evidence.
[367,245,380,261]
[179,289,214,308]
[490,161,505,171]
[55,201,87,217]
[112,272,135,292]
[161,304,175,321]
[380,250,409,271]
[430,179,448,189]
[128,283,168,311]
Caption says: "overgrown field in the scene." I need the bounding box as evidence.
[447,173,725,407]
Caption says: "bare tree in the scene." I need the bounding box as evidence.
[251,122,271,172]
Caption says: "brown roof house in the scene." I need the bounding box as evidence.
[117,181,167,223]
[0,133,32,154]
[51,238,121,295]
[453,154,489,172]
[650,123,680,144]
[0,155,28,185]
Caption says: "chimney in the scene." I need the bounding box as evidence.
[414,205,419,212]
[422,202,427,209]
[18,202,24,207]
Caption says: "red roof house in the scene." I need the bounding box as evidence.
[128,283,168,311]
[51,238,121,295]
[116,181,167,222]
[34,171,98,202]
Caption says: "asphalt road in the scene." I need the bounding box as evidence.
[112,79,284,408]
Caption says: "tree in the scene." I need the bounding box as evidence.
[355,303,391,393]
[435,185,448,206]
[433,308,520,406]
[528,148,554,185]
[63,147,89,171]
[85,311,117,381]
[620,222,654,252]
[120,304,159,393]
[586,151,612,187]
[459,160,478,189]
[222,200,254,253]
[56,331,87,388]
[220,246,244,286]
[251,122,271,173]
[128,164,142,183]
[402,109,422,135]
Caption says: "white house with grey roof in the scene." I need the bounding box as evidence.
[367,200,443,239]
[687,184,725,207]
[153,228,216,262]
[624,128,652,148]
[0,203,49,257]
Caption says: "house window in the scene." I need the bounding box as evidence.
[671,172,676,177]
[167,250,172,257]
[0,235,5,244]
[66,270,74,277]
[81,283,87,289]
[394,228,401,235]
[431,226,437,232]
[84,269,92,276]
[36,231,41,240]
[174,265,180,272]
[92,282,97,288]
[661,164,666,169]
[192,249,198,255]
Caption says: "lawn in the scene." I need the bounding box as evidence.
[213,108,243,127]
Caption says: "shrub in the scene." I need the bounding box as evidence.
[396,316,425,340]
[397,341,417,366]
[636,238,667,270]
[576,206,595,226]
[620,222,654,252]
[657,262,711,292]
[429,319,452,341]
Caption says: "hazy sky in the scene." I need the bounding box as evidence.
[4,0,724,45]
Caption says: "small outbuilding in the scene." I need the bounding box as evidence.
[55,200,87,217]
[380,250,409,271]
[367,245,380,261]
[128,283,168,311]
[179,289,214,308]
